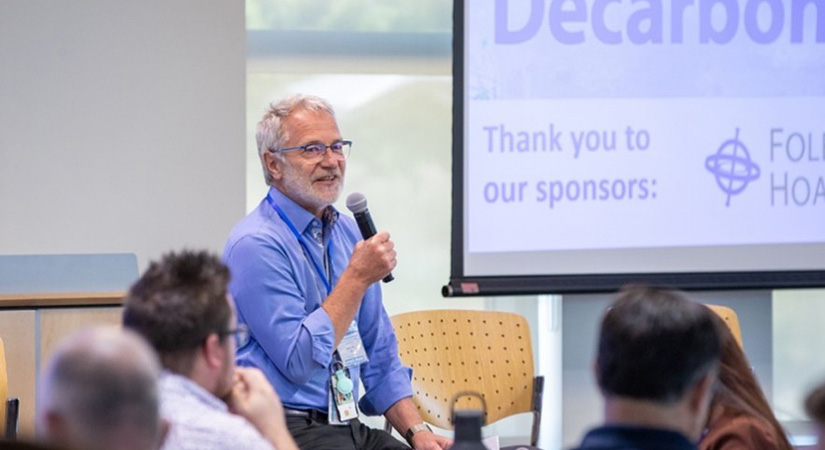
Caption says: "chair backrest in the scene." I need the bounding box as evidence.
[706,304,743,348]
[1,337,7,427]
[390,310,536,429]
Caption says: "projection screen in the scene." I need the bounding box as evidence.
[446,0,825,296]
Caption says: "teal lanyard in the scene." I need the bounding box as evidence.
[266,194,333,295]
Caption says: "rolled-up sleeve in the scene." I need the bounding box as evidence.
[302,306,336,367]
[357,283,414,416]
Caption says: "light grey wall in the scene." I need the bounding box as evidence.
[0,0,245,271]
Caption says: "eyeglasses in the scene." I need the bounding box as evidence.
[274,140,352,161]
[220,324,250,348]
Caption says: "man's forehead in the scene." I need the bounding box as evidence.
[285,108,338,131]
[287,107,334,123]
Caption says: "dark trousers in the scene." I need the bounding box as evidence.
[286,415,409,450]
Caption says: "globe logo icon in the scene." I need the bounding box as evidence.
[705,128,760,207]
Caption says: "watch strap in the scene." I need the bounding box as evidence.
[404,422,432,446]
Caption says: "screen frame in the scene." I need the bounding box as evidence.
[445,0,825,297]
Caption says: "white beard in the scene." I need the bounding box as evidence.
[278,160,344,214]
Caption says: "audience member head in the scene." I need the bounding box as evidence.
[255,93,336,186]
[37,327,164,450]
[707,312,792,449]
[596,285,721,440]
[806,382,825,450]
[122,250,241,399]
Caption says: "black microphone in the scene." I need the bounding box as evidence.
[346,192,394,283]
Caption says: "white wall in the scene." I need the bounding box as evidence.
[0,0,246,270]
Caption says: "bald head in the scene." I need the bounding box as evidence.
[38,327,163,450]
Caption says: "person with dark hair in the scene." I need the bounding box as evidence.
[699,312,792,450]
[123,250,297,450]
[223,95,449,450]
[37,327,166,450]
[805,381,825,449]
[572,285,722,450]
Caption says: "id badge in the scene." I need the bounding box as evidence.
[337,320,369,368]
[328,363,358,424]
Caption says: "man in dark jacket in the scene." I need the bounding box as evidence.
[572,286,721,450]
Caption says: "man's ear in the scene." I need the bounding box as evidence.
[684,370,717,441]
[263,152,283,183]
[688,371,716,413]
[591,360,606,394]
[202,333,226,369]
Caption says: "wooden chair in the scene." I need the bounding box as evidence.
[390,310,543,449]
[706,304,743,348]
[1,337,19,441]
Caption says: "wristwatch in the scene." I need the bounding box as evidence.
[404,422,432,445]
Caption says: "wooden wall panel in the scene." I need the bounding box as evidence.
[0,310,37,439]
[39,307,123,371]
[0,306,122,439]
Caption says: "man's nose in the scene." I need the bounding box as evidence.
[319,148,339,165]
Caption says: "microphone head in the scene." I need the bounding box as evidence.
[346,192,368,214]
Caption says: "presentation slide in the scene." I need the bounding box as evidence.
[461,0,825,279]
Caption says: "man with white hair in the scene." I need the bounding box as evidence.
[38,326,166,450]
[224,94,449,449]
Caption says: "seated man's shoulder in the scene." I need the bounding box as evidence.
[225,210,279,247]
[159,375,273,450]
[161,401,273,450]
[574,425,697,450]
[162,412,272,450]
[224,216,293,263]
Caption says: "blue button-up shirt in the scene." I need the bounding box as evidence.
[223,187,412,416]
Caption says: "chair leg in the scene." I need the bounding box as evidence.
[6,398,19,441]
[530,376,545,447]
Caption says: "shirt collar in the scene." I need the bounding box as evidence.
[268,187,339,234]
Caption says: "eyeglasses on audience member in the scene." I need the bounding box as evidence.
[220,324,250,348]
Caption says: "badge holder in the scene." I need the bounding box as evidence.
[328,321,366,424]
[328,361,358,424]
